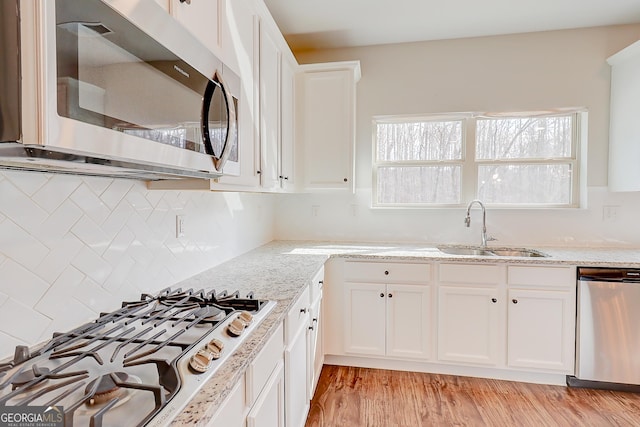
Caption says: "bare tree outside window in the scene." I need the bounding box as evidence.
[373,112,579,207]
[374,119,463,205]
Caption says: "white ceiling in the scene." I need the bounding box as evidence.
[263,0,640,52]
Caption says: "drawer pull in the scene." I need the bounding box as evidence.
[491,298,497,303]
[300,308,308,314]
[380,293,384,298]
[388,293,393,298]
[384,270,389,275]
[512,299,518,304]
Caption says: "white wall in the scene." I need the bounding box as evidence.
[0,171,275,357]
[276,25,640,246]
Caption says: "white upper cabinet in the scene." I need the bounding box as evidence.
[256,9,299,193]
[258,22,282,191]
[608,40,640,192]
[214,0,261,188]
[171,0,223,56]
[298,62,361,192]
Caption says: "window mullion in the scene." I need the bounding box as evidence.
[461,117,477,203]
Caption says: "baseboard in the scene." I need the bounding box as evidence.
[323,355,568,386]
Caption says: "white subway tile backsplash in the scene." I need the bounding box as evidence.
[100,179,133,210]
[82,176,113,195]
[125,188,154,220]
[31,174,81,213]
[0,171,276,359]
[0,220,50,270]
[3,170,48,196]
[0,332,26,355]
[0,299,51,343]
[35,200,83,243]
[0,179,49,229]
[34,235,84,284]
[70,184,111,225]
[72,246,114,285]
[74,277,121,314]
[71,216,111,254]
[100,199,135,238]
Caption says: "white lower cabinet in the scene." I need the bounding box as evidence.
[208,323,284,427]
[284,286,311,427]
[327,258,576,383]
[247,361,285,427]
[506,265,575,372]
[437,285,502,365]
[206,378,246,427]
[307,267,325,400]
[342,261,433,360]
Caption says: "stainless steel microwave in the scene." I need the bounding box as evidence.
[0,0,239,180]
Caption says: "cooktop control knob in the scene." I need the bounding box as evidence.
[207,338,224,359]
[227,318,245,337]
[189,349,214,373]
[238,311,253,326]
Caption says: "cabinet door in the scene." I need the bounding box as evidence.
[608,41,640,191]
[259,24,281,191]
[343,282,386,356]
[438,285,502,366]
[285,326,310,427]
[154,0,170,12]
[300,69,355,191]
[280,56,296,191]
[247,361,285,427]
[215,0,260,187]
[206,377,246,427]
[172,0,222,55]
[507,289,575,372]
[307,296,322,400]
[386,284,432,360]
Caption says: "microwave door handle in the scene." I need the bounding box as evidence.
[203,70,236,172]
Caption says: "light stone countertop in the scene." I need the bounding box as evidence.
[170,240,640,425]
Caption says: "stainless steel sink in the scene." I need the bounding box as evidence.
[437,247,495,256]
[488,248,546,257]
[437,247,547,257]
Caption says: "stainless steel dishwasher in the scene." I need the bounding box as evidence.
[568,267,640,391]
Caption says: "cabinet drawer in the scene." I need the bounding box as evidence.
[439,263,501,284]
[310,266,325,303]
[344,261,431,283]
[508,266,574,288]
[285,286,310,345]
[246,323,284,405]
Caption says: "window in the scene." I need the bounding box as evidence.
[373,111,581,208]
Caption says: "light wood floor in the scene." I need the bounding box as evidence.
[305,365,640,427]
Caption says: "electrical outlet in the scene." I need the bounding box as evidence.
[602,205,620,222]
[176,215,186,237]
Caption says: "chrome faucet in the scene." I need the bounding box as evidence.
[465,199,494,247]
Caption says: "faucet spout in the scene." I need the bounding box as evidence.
[465,199,489,247]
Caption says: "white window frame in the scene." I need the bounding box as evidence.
[372,110,583,209]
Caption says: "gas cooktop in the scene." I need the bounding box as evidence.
[0,288,275,426]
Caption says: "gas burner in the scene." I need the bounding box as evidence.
[11,365,50,390]
[201,306,226,322]
[85,372,129,406]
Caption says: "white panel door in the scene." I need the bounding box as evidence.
[247,362,285,427]
[300,70,354,191]
[343,282,386,356]
[438,285,502,366]
[386,284,432,360]
[259,24,281,190]
[507,288,575,372]
[280,56,296,191]
[172,0,222,55]
[284,326,309,427]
